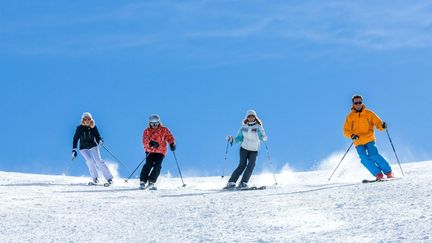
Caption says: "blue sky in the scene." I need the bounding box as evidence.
[1,1,432,178]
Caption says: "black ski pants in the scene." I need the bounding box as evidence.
[140,153,165,183]
[229,147,258,184]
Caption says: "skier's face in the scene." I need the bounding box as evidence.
[353,98,363,111]
[150,122,160,129]
[83,117,91,126]
[247,116,256,122]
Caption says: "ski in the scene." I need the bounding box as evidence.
[362,178,400,184]
[239,186,267,191]
[88,182,98,186]
[362,179,381,184]
[103,183,111,187]
[222,186,267,191]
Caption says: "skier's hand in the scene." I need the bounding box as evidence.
[351,134,359,141]
[170,143,176,151]
[382,122,387,129]
[149,141,160,148]
[226,136,234,143]
[98,140,104,146]
[262,136,268,142]
[72,149,77,160]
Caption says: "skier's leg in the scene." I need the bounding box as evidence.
[89,146,113,181]
[149,153,165,183]
[228,147,248,183]
[367,142,392,174]
[139,153,154,183]
[80,149,98,180]
[240,150,257,184]
[356,144,381,176]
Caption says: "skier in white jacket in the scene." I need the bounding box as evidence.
[225,110,268,189]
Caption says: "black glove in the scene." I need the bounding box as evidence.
[149,141,159,148]
[72,149,77,160]
[351,134,359,141]
[170,143,176,151]
[382,122,387,129]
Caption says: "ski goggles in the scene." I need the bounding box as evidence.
[150,122,160,127]
[353,101,362,105]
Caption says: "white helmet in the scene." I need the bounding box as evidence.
[149,114,161,123]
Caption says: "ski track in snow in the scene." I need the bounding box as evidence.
[1,162,432,242]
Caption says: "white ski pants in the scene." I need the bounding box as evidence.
[80,146,113,181]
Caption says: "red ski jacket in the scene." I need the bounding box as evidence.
[142,125,175,155]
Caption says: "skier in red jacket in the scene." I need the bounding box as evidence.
[140,114,176,189]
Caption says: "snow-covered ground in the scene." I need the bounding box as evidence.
[1,161,431,242]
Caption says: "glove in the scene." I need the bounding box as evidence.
[382,122,387,129]
[98,140,104,145]
[351,134,359,141]
[262,136,268,142]
[72,149,77,160]
[149,141,160,148]
[170,143,176,151]
[226,136,234,143]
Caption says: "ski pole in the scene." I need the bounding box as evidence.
[386,129,405,177]
[63,159,74,176]
[264,142,278,186]
[328,142,354,182]
[172,151,187,187]
[221,140,232,178]
[101,144,133,173]
[124,153,150,183]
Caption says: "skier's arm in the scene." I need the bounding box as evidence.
[343,116,353,138]
[258,126,268,141]
[143,129,150,151]
[234,128,244,143]
[93,126,103,144]
[72,127,80,150]
[165,128,175,145]
[371,111,384,131]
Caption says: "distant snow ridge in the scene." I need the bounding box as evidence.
[1,161,431,242]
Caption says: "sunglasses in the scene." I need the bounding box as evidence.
[150,122,160,126]
[83,118,91,121]
[353,101,362,105]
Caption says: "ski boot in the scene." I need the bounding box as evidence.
[104,179,113,187]
[148,182,157,191]
[375,173,384,181]
[223,182,236,190]
[88,177,99,186]
[385,171,394,179]
[139,181,146,190]
[238,182,249,189]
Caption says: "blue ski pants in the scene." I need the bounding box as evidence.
[356,141,392,176]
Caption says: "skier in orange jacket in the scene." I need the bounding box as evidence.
[343,95,393,181]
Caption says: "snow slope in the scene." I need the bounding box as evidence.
[1,161,431,242]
